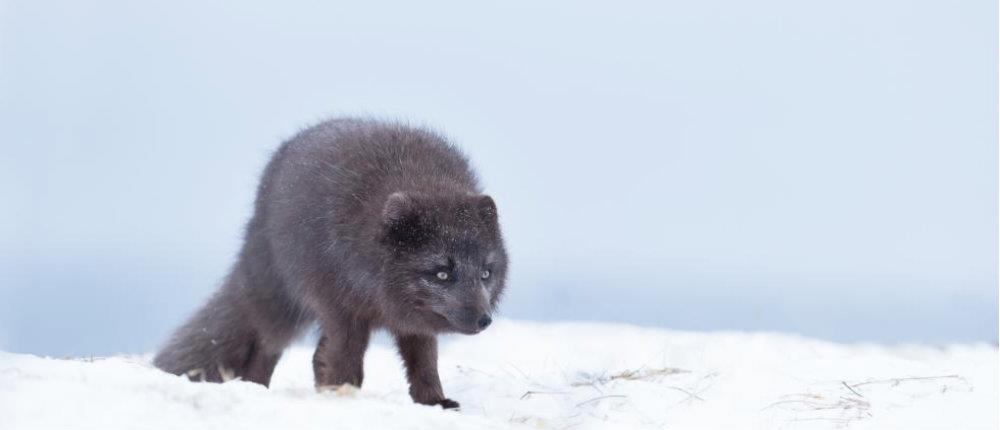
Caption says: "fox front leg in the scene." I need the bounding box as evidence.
[313,317,371,390]
[394,333,459,409]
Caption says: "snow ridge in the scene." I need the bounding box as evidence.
[1,320,996,429]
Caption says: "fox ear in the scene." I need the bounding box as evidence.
[382,192,431,248]
[476,195,497,221]
[382,192,414,226]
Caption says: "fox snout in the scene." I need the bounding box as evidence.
[446,285,494,334]
[451,307,492,334]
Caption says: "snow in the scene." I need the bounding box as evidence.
[1,320,996,429]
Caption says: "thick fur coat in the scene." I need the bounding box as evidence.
[154,118,508,408]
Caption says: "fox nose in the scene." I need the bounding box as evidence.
[477,315,492,329]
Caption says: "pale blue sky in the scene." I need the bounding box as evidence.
[1,0,996,356]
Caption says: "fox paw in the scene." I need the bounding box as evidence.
[435,398,460,410]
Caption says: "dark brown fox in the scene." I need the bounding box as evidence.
[153,118,508,409]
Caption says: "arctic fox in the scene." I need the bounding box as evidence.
[154,118,508,409]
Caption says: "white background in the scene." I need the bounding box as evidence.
[1,0,996,355]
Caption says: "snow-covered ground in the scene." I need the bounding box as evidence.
[1,320,996,429]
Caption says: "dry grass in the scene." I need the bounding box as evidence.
[571,366,689,387]
[764,374,971,428]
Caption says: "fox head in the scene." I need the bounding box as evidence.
[378,191,508,335]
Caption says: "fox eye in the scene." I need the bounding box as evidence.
[436,271,449,281]
[480,270,491,280]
